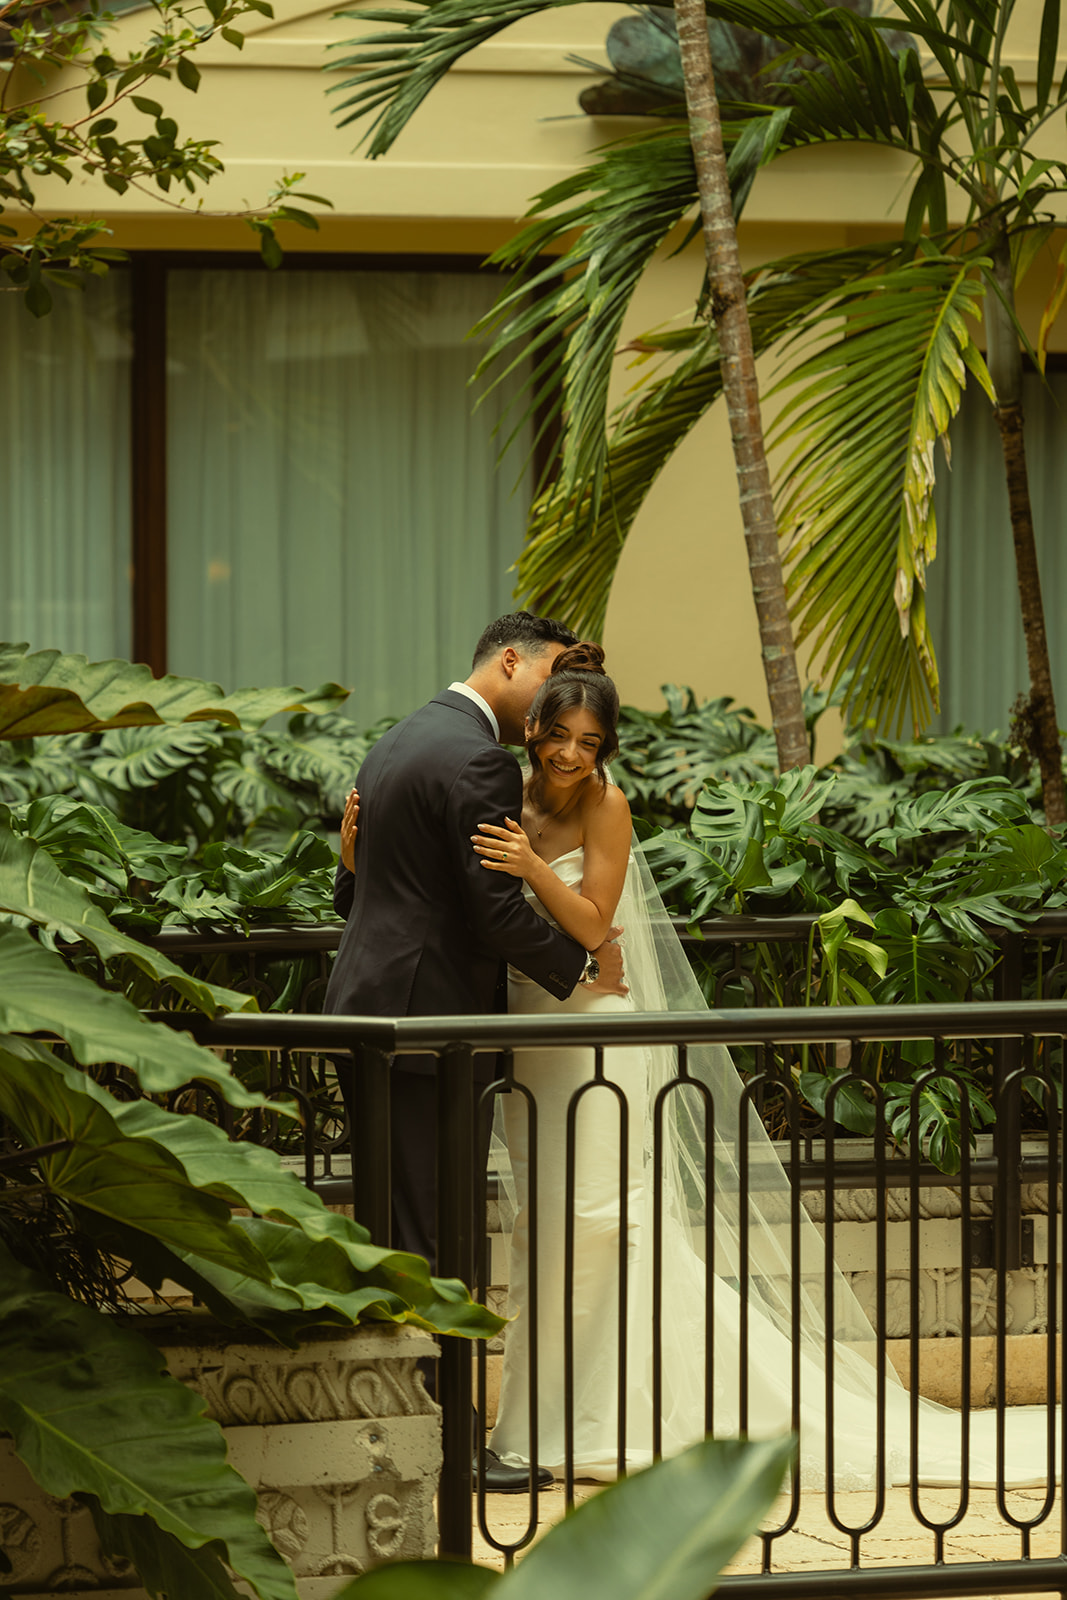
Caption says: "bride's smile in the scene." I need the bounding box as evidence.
[535,708,605,793]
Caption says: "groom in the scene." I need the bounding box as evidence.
[324,612,626,1487]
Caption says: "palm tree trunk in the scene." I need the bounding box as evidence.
[984,235,1065,826]
[674,0,809,774]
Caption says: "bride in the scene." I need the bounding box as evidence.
[471,644,1058,1491]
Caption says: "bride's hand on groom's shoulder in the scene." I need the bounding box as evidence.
[471,816,536,879]
[340,788,360,872]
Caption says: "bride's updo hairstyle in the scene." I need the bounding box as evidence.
[525,641,620,793]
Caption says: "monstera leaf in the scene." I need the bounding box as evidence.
[867,777,1031,851]
[0,1244,299,1600]
[6,795,187,890]
[257,712,397,815]
[0,643,348,737]
[89,724,226,790]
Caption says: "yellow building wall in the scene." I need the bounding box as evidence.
[21,0,1067,741]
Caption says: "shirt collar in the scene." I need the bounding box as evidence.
[448,681,500,742]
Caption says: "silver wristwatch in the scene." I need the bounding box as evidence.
[579,954,600,986]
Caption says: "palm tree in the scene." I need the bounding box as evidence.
[670,0,809,768]
[331,0,1067,818]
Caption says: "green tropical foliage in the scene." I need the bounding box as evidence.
[0,692,390,857]
[0,654,499,1598]
[0,652,394,946]
[0,643,348,735]
[771,256,993,734]
[0,1247,296,1600]
[610,684,1058,1168]
[332,1435,793,1599]
[614,686,781,831]
[0,930,262,1104]
[0,813,258,1007]
[509,240,875,638]
[643,759,1065,1167]
[613,682,1037,836]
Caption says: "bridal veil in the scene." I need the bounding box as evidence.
[491,829,1058,1490]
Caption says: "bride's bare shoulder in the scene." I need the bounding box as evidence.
[581,778,630,832]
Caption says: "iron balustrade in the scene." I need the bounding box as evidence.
[157,999,1066,1599]
[138,909,1067,1267]
[139,907,1067,972]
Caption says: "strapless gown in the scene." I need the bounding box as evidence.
[488,846,1060,1489]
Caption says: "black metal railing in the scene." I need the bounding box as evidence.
[140,908,1067,998]
[163,999,1066,1599]
[138,911,1067,1224]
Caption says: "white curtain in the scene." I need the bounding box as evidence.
[166,269,534,721]
[928,370,1067,735]
[0,276,132,659]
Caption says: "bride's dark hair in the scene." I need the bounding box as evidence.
[525,642,620,797]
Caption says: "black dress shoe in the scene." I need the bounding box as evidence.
[475,1447,554,1494]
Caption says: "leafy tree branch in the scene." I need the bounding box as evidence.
[1,0,331,310]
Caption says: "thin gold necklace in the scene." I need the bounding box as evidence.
[532,783,584,838]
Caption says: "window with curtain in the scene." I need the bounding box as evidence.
[165,268,534,724]
[927,370,1067,736]
[0,274,132,660]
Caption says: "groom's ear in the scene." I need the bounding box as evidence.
[500,647,521,678]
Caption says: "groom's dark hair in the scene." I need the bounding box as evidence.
[471,611,578,670]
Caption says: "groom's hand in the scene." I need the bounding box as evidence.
[586,926,628,997]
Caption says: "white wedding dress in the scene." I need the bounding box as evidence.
[488,844,1059,1490]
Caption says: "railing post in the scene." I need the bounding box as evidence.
[347,1042,392,1249]
[992,935,1024,1271]
[436,1041,475,1561]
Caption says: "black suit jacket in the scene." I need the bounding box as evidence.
[324,690,586,1021]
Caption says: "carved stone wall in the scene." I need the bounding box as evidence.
[482,1151,1061,1416]
[800,1177,1061,1342]
[0,1321,441,1598]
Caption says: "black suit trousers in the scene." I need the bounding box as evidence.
[340,1057,494,1279]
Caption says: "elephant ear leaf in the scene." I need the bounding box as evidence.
[0,928,272,1110]
[0,1041,281,1283]
[0,817,253,1016]
[494,1436,792,1600]
[104,1094,506,1340]
[0,1243,298,1600]
[0,643,348,736]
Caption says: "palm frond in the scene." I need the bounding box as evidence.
[330,0,574,154]
[515,241,910,635]
[771,250,994,736]
[472,123,702,506]
[514,328,722,636]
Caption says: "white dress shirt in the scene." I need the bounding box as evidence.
[448,681,500,742]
